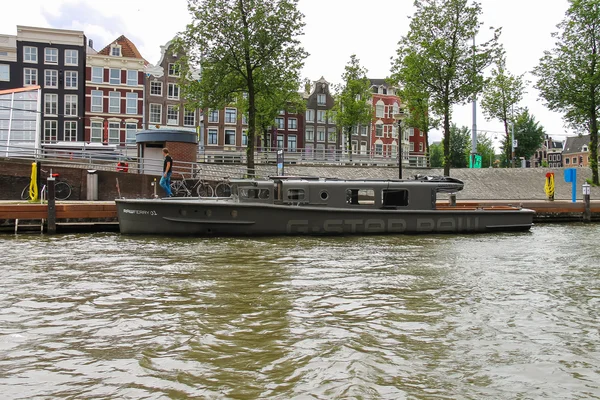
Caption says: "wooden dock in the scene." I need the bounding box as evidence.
[0,199,598,234]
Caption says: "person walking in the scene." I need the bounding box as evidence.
[160,148,173,197]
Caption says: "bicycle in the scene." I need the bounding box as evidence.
[170,174,215,197]
[21,170,72,201]
[214,178,232,197]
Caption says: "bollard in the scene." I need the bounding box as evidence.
[47,176,56,234]
[449,193,456,206]
[582,183,591,222]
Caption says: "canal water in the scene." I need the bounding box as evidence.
[0,224,599,399]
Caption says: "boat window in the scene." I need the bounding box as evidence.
[346,188,374,205]
[320,190,329,201]
[287,188,305,200]
[239,188,270,199]
[382,189,409,207]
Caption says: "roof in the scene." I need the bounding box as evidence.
[563,134,597,154]
[97,35,148,64]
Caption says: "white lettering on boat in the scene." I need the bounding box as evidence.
[123,209,157,216]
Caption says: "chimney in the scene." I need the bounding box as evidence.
[88,39,94,49]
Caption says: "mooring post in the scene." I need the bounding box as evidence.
[582,183,591,222]
[47,176,56,234]
[449,193,456,207]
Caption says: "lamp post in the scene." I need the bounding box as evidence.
[394,108,406,179]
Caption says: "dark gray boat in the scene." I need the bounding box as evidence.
[115,176,535,236]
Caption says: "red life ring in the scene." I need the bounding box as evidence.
[116,161,129,172]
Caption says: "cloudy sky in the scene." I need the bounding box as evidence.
[4,0,572,144]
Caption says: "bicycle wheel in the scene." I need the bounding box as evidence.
[196,183,214,197]
[21,184,31,200]
[215,182,231,197]
[55,181,72,200]
[171,181,187,197]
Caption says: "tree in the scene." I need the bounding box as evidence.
[477,133,496,168]
[392,0,501,176]
[512,108,546,160]
[330,55,373,160]
[481,55,527,167]
[449,124,471,168]
[429,142,444,167]
[175,0,308,176]
[533,0,600,185]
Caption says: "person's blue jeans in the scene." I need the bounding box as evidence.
[159,172,172,196]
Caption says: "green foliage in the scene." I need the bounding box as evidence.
[533,0,600,184]
[481,55,527,165]
[331,55,373,156]
[392,0,501,176]
[510,108,546,160]
[476,133,496,168]
[175,0,308,175]
[449,124,471,168]
[429,142,444,167]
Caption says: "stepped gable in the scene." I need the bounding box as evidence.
[97,35,148,65]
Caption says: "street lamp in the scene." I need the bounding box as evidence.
[393,108,407,179]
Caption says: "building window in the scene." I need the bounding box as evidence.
[126,92,138,114]
[225,129,236,145]
[375,143,383,155]
[24,46,37,63]
[45,70,58,88]
[305,128,314,141]
[376,124,383,137]
[64,95,77,116]
[64,121,77,141]
[125,123,137,143]
[0,64,9,81]
[111,45,121,57]
[126,70,138,86]
[184,109,195,126]
[419,142,423,152]
[109,92,120,113]
[208,109,219,123]
[317,93,325,105]
[317,127,325,142]
[410,142,414,152]
[276,134,283,148]
[92,67,103,83]
[150,81,162,96]
[167,105,178,125]
[225,107,237,124]
[168,63,180,77]
[306,109,314,123]
[91,121,102,143]
[91,90,103,113]
[109,68,120,84]
[24,68,37,85]
[288,135,297,151]
[65,49,78,66]
[44,120,57,142]
[167,83,180,100]
[208,128,218,145]
[242,130,248,146]
[65,71,78,89]
[44,93,58,116]
[276,117,284,129]
[328,128,336,141]
[376,103,384,118]
[149,104,162,124]
[45,48,58,64]
[288,118,297,130]
[108,122,120,143]
[317,110,325,123]
[242,114,248,125]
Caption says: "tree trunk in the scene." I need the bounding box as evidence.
[240,0,255,177]
[443,103,451,176]
[346,126,353,162]
[504,119,510,168]
[590,108,599,185]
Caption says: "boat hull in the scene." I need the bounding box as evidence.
[116,198,534,236]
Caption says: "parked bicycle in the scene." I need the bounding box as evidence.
[21,169,72,201]
[170,174,215,197]
[214,178,232,197]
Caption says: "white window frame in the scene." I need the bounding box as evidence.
[24,46,37,63]
[317,127,325,142]
[288,118,297,130]
[317,110,325,123]
[225,129,236,145]
[109,91,120,114]
[167,83,180,100]
[64,120,77,141]
[108,122,120,143]
[109,68,120,85]
[276,117,284,129]
[168,63,180,77]
[91,66,103,83]
[44,48,58,64]
[317,93,326,105]
[208,128,218,145]
[184,109,195,126]
[288,135,297,151]
[0,64,9,81]
[167,105,178,125]
[65,49,78,66]
[44,120,57,142]
[64,94,77,117]
[126,92,138,115]
[125,123,137,143]
[91,90,103,113]
[65,70,78,89]
[126,70,138,86]
[305,128,314,141]
[242,129,248,146]
[91,121,103,143]
[306,109,314,123]
[225,107,237,124]
[208,109,219,123]
[24,68,37,86]
[150,81,162,96]
[110,45,121,57]
[149,104,162,124]
[44,93,58,116]
[45,69,58,88]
